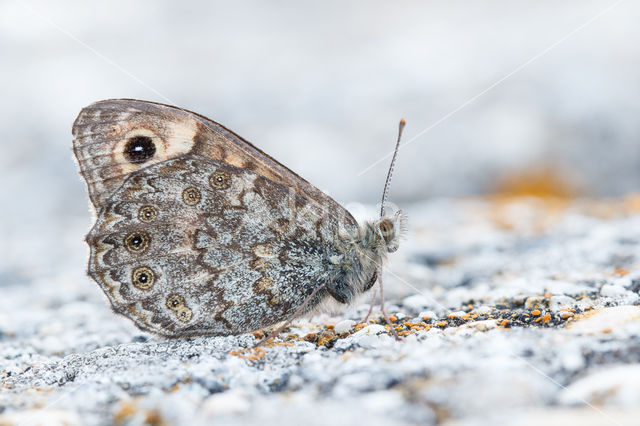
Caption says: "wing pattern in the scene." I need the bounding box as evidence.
[87,156,359,336]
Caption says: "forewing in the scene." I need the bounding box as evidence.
[87,156,358,337]
[72,98,345,215]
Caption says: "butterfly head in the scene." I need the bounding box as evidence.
[376,210,406,253]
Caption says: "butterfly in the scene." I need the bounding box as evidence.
[72,99,405,338]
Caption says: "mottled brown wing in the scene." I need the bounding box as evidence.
[87,156,359,337]
[72,99,344,215]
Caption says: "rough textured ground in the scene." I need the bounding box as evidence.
[1,196,640,426]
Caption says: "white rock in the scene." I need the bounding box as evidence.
[353,324,387,337]
[418,310,437,319]
[402,294,431,311]
[560,349,585,371]
[201,390,251,417]
[355,334,394,349]
[548,295,576,312]
[558,365,640,407]
[334,319,356,334]
[465,320,497,331]
[568,306,640,334]
[613,276,632,288]
[473,305,492,314]
[0,410,79,426]
[600,283,628,298]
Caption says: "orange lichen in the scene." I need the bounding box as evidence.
[235,347,266,361]
[624,193,640,212]
[114,401,138,424]
[499,320,509,327]
[559,312,574,320]
[493,168,576,199]
[436,321,448,328]
[113,399,167,426]
[487,168,577,233]
[388,316,398,322]
[316,331,336,346]
[542,314,551,323]
[144,410,165,426]
[613,268,629,277]
[531,310,541,316]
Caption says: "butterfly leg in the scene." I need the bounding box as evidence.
[255,284,326,348]
[362,288,378,323]
[378,271,401,340]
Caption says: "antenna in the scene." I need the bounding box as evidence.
[380,119,406,218]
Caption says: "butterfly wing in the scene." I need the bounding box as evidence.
[87,156,359,336]
[72,99,344,216]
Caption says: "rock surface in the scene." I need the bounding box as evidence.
[1,197,640,425]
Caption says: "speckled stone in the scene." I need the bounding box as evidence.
[1,197,639,426]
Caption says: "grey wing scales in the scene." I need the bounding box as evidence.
[87,155,358,337]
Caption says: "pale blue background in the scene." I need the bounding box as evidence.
[1,0,639,283]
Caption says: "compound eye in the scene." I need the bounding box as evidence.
[379,219,394,242]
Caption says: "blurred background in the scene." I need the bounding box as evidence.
[1,0,639,284]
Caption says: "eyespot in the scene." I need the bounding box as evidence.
[138,205,157,222]
[124,135,156,164]
[209,170,231,190]
[176,307,192,322]
[124,232,150,253]
[166,294,185,310]
[182,187,201,206]
[131,266,155,290]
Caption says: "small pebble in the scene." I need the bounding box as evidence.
[465,320,497,331]
[548,295,576,312]
[525,296,546,310]
[353,324,387,337]
[334,320,356,334]
[600,284,628,298]
[402,294,431,311]
[419,310,436,319]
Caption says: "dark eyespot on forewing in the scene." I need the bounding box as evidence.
[124,136,156,164]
